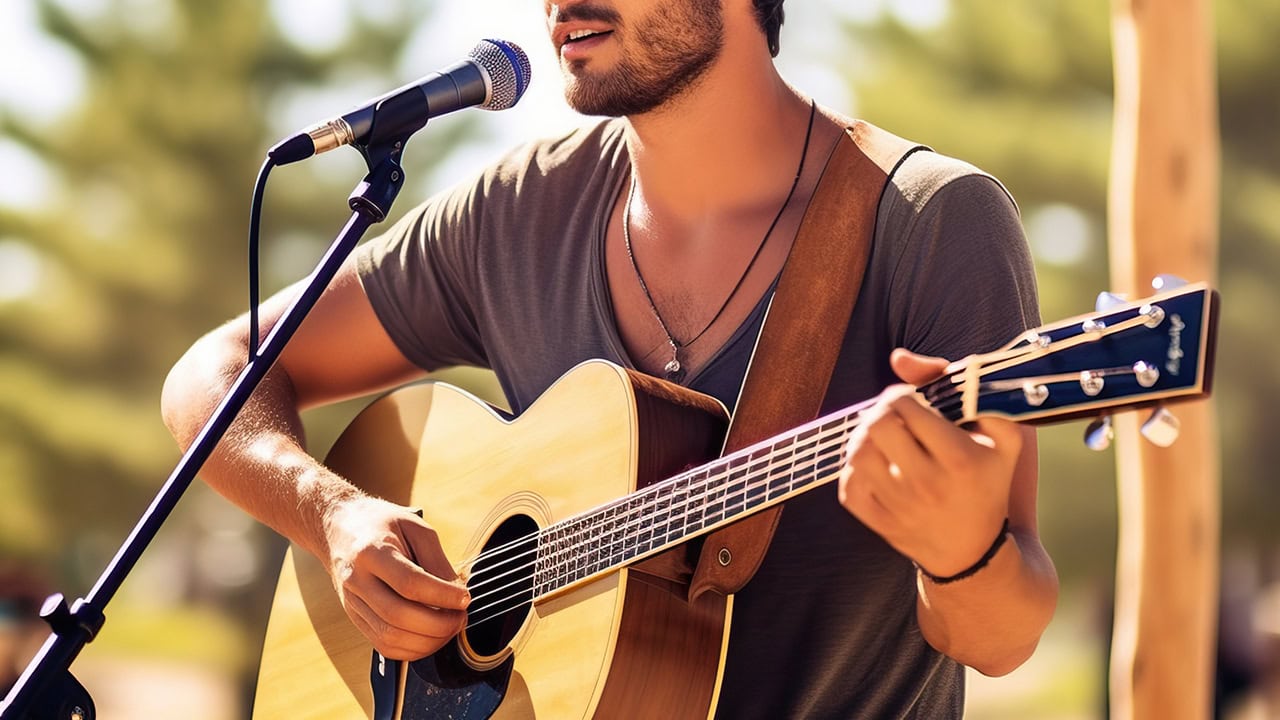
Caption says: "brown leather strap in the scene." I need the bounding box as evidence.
[688,121,927,599]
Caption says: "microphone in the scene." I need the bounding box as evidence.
[269,39,531,166]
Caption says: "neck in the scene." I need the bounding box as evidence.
[622,43,815,221]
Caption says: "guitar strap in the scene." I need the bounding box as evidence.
[687,121,929,600]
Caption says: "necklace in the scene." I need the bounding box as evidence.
[622,99,817,380]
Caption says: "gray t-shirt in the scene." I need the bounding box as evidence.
[356,116,1039,718]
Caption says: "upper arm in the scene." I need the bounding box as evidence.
[269,257,426,410]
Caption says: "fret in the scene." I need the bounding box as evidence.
[705,467,729,525]
[742,446,773,508]
[681,469,711,536]
[672,475,691,539]
[534,524,562,595]
[635,525,652,552]
[583,512,601,579]
[623,494,642,559]
[651,488,673,537]
[724,454,750,519]
[604,502,625,568]
[788,425,823,491]
[559,523,575,586]
[769,433,802,499]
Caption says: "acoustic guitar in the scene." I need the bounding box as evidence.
[252,280,1217,719]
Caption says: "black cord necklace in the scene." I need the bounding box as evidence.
[622,99,817,380]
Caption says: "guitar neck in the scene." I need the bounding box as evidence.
[531,400,868,598]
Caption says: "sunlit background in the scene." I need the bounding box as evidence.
[2,0,1278,717]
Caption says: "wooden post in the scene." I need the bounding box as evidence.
[1107,0,1220,718]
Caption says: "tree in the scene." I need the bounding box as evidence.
[0,0,489,706]
[832,0,1280,712]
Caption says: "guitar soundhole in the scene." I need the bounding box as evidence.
[464,513,538,658]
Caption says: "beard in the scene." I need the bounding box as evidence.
[560,0,725,117]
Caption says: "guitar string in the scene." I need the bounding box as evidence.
[461,412,862,623]
[463,437,853,630]
[463,431,845,611]
[457,391,882,585]
[460,371,984,609]
[461,440,814,597]
[460,370,971,604]
[460,358,1141,627]
[463,423,848,610]
[462,366,1084,624]
[459,395,877,598]
[461,428,839,605]
[453,360,983,591]
[458,355,1077,608]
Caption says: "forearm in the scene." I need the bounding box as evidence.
[915,527,1059,676]
[160,330,363,562]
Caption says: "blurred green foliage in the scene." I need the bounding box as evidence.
[842,0,1280,583]
[1,0,1277,714]
[0,0,471,692]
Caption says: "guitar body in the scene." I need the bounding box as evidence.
[253,360,732,719]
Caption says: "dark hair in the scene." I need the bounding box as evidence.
[753,0,785,57]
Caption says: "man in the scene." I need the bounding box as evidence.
[162,0,1058,716]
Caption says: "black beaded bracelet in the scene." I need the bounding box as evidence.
[915,518,1011,585]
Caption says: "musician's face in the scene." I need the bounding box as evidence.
[545,0,725,116]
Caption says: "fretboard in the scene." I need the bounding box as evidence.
[530,404,866,598]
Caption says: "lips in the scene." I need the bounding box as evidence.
[553,23,615,54]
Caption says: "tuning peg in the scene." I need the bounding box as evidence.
[1095,291,1128,312]
[1133,361,1161,388]
[1022,382,1049,407]
[1084,415,1114,451]
[1139,406,1181,447]
[1151,275,1189,292]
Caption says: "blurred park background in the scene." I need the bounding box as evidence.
[2,0,1278,717]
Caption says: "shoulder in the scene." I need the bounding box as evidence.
[866,143,1030,286]
[869,143,1024,267]
[387,118,627,238]
[483,118,629,191]
[814,107,1018,226]
[886,149,1018,219]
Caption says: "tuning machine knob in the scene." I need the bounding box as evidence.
[1084,415,1114,451]
[1095,291,1128,313]
[1151,274,1189,292]
[1140,406,1181,447]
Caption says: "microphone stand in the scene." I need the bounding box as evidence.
[1,139,410,719]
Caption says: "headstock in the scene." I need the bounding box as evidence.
[925,277,1219,449]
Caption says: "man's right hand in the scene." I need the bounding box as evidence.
[323,495,471,660]
[160,261,463,659]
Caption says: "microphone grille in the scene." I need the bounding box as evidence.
[471,39,532,111]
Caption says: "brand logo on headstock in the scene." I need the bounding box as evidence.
[1166,314,1185,376]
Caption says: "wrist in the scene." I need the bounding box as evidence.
[301,469,367,558]
[914,518,1011,585]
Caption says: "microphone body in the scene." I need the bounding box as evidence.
[270,39,530,165]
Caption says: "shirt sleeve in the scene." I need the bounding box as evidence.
[880,156,1041,361]
[354,171,492,372]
